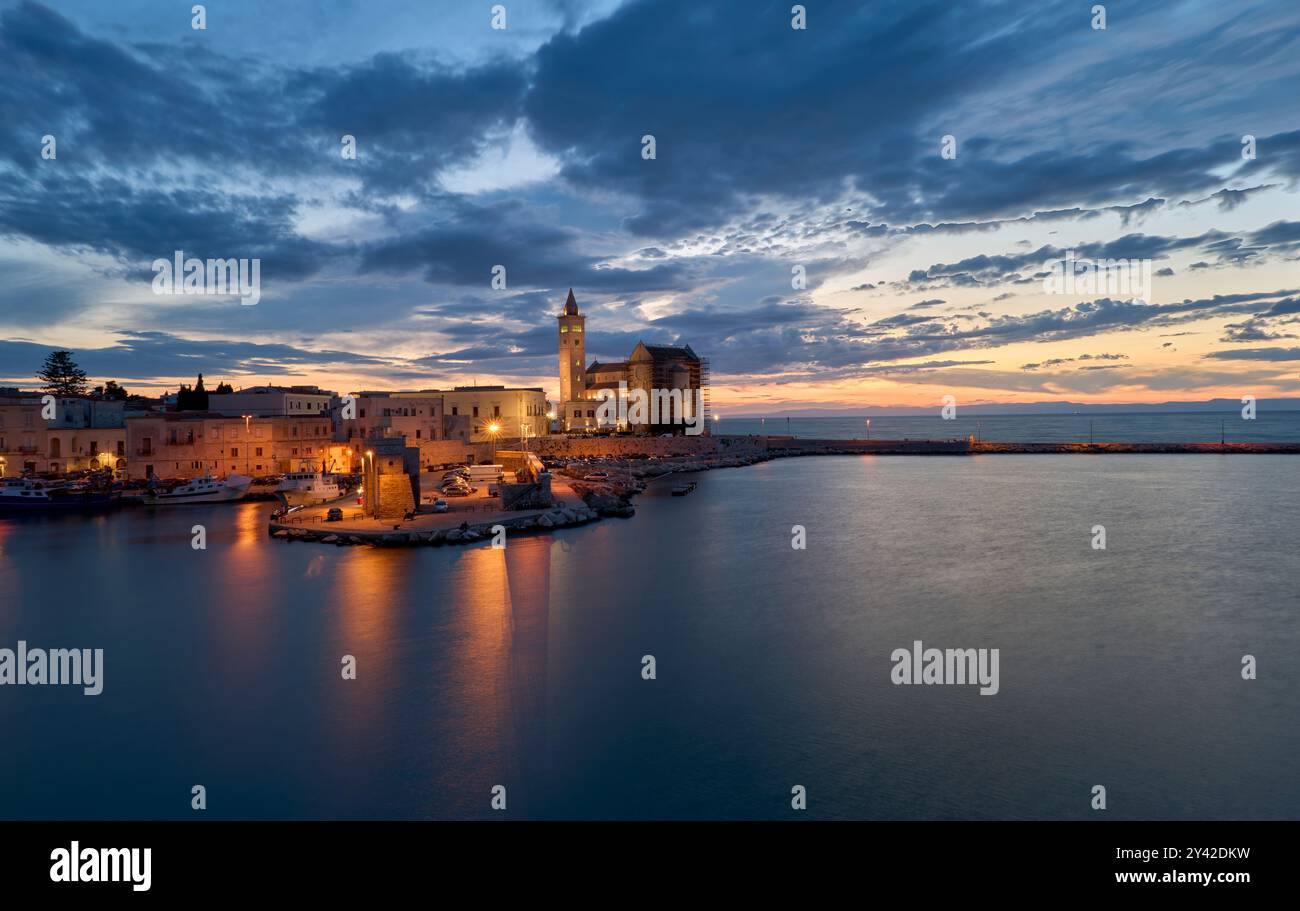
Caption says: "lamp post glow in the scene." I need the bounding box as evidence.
[364,450,375,517]
[486,422,501,461]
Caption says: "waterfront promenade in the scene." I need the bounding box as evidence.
[268,475,603,546]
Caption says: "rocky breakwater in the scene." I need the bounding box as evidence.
[569,481,637,518]
[268,503,601,548]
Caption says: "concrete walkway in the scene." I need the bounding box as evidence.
[269,476,592,541]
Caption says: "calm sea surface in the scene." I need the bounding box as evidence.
[2,454,1298,820]
[720,411,1300,442]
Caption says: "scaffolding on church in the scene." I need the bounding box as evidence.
[699,357,712,435]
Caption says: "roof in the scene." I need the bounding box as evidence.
[562,288,579,316]
[586,360,628,372]
[631,342,700,363]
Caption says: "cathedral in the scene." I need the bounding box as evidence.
[556,289,704,433]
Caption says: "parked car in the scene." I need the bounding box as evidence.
[325,507,344,522]
[432,499,449,513]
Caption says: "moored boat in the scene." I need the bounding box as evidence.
[0,477,120,513]
[275,466,342,506]
[145,473,252,504]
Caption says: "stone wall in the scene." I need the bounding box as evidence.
[528,434,767,459]
[418,439,493,467]
[375,474,414,519]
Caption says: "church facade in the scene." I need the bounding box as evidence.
[556,289,704,433]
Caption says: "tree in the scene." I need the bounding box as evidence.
[94,380,129,401]
[214,381,233,395]
[176,373,210,411]
[38,350,89,396]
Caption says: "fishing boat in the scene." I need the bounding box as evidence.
[145,473,252,504]
[275,466,342,506]
[0,477,120,513]
[670,481,697,496]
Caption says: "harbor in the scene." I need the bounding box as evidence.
[6,452,1299,821]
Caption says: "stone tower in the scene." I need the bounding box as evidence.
[557,288,586,406]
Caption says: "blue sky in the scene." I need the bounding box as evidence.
[1,0,1298,411]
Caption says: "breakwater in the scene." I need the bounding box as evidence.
[766,437,1300,455]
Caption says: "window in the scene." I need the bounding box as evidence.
[573,325,583,332]
[493,405,500,418]
[231,447,238,457]
[573,409,581,418]
[416,430,421,439]
[560,325,569,332]
[117,441,125,456]
[292,426,298,437]
[472,406,479,418]
[451,406,458,416]
[587,409,595,418]
[255,447,263,457]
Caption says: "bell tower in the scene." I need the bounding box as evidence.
[557,288,586,410]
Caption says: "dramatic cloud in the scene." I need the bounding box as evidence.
[1,0,1298,405]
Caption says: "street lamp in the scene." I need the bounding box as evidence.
[866,418,871,440]
[363,450,375,517]
[486,422,501,461]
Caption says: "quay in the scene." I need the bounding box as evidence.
[267,474,616,547]
[264,434,1300,546]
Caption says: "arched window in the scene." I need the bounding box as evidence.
[49,437,61,458]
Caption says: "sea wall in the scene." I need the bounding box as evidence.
[418,439,494,466]
[528,434,767,458]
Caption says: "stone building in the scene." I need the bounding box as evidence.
[556,291,704,433]
[0,391,126,476]
[207,385,335,417]
[124,412,333,478]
